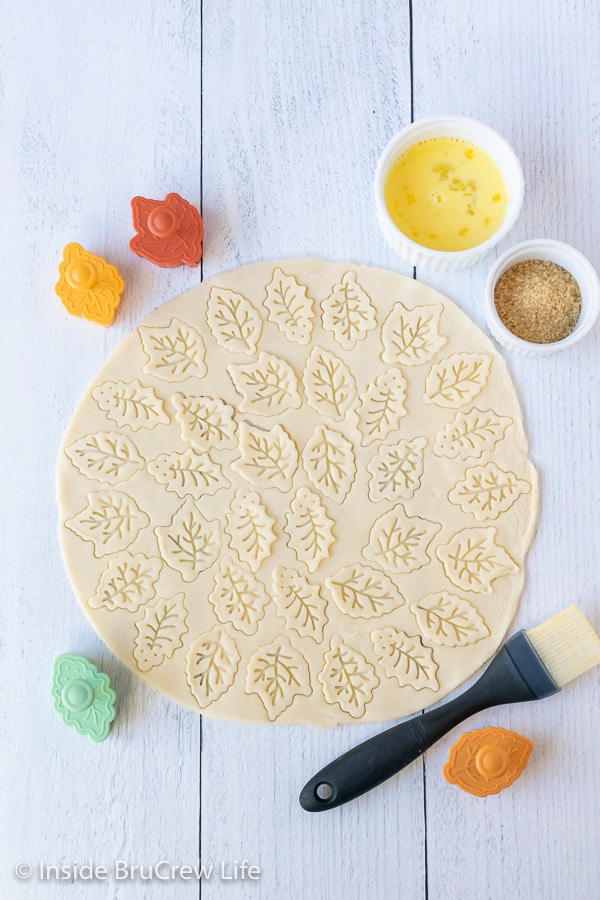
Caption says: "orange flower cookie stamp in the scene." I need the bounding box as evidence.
[443,725,533,796]
[55,243,125,326]
[129,192,204,267]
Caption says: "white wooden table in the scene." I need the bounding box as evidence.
[2,2,599,898]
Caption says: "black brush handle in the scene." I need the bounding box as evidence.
[299,633,558,812]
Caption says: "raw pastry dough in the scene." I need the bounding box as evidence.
[57,259,537,726]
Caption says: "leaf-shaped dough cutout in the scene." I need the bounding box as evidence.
[263,266,314,345]
[92,379,170,430]
[246,635,312,721]
[367,437,427,502]
[225,488,276,573]
[208,556,270,635]
[411,592,491,647]
[436,526,519,594]
[318,636,379,718]
[434,407,513,460]
[206,286,262,355]
[448,463,532,520]
[321,271,377,350]
[363,505,441,573]
[147,448,229,499]
[65,432,145,484]
[326,563,404,618]
[89,552,163,612]
[381,302,447,366]
[227,351,302,416]
[302,425,356,503]
[356,368,408,446]
[139,317,207,382]
[186,626,240,708]
[302,346,357,422]
[232,422,298,493]
[65,491,150,557]
[133,594,188,672]
[272,566,328,642]
[371,628,439,691]
[172,392,237,451]
[424,353,492,408]
[284,486,335,572]
[155,497,221,582]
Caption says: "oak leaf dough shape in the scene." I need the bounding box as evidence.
[208,556,270,636]
[172,392,237,451]
[367,437,427,502]
[88,552,163,612]
[65,491,150,557]
[321,271,377,350]
[302,345,357,422]
[326,563,405,619]
[272,566,328,643]
[318,635,379,718]
[65,431,145,484]
[371,628,439,692]
[92,379,170,431]
[424,353,492,409]
[134,593,188,672]
[206,286,262,355]
[227,351,302,416]
[448,463,531,520]
[363,505,441,574]
[233,421,299,493]
[302,425,356,503]
[155,497,221,582]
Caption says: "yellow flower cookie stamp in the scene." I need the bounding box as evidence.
[55,243,124,325]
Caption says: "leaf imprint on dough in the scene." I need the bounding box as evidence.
[302,346,357,422]
[433,408,513,459]
[208,556,270,636]
[381,302,447,366]
[232,422,299,493]
[133,594,188,672]
[436,526,519,594]
[155,497,221,582]
[424,353,492,408]
[65,491,150,556]
[447,463,531,520]
[147,448,229,499]
[371,628,439,691]
[172,392,238,451]
[263,266,314,345]
[326,563,404,619]
[206,286,262,355]
[272,566,328,643]
[321,271,377,350]
[92,379,170,430]
[284,486,335,573]
[227,351,302,416]
[356,368,408,446]
[318,636,379,718]
[363,504,441,574]
[302,425,356,503]
[410,592,491,648]
[88,552,163,612]
[246,635,312,721]
[186,627,240,708]
[65,431,145,484]
[367,436,427,502]
[139,317,207,381]
[225,488,277,573]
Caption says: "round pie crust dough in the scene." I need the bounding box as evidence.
[57,259,538,726]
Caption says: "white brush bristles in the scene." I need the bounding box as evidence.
[526,604,600,687]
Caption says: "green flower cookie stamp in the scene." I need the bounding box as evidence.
[52,653,116,741]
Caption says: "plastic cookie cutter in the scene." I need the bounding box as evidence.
[51,653,117,742]
[442,725,533,796]
[129,192,204,267]
[55,243,125,326]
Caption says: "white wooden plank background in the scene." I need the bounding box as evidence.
[1,1,599,898]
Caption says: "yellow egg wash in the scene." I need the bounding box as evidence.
[383,137,508,251]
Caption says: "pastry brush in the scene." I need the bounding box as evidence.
[299,604,600,811]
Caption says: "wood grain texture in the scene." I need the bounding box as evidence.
[1,0,599,898]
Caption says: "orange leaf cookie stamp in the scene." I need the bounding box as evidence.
[55,243,125,326]
[129,192,204,267]
[443,726,533,796]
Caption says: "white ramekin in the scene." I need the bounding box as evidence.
[485,239,600,356]
[374,116,524,272]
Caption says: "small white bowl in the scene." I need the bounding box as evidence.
[374,116,524,272]
[485,239,600,356]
